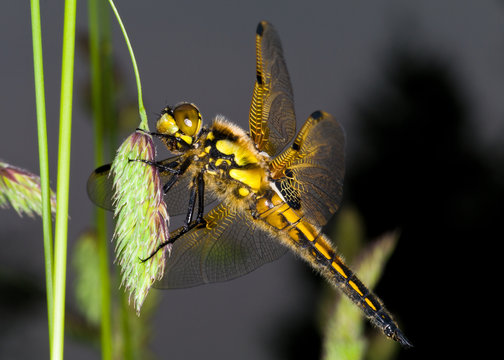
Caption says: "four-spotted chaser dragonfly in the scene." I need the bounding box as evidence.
[88,21,411,347]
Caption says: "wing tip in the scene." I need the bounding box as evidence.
[311,110,324,120]
[257,21,272,36]
[95,163,112,174]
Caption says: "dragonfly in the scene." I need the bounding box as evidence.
[88,21,411,347]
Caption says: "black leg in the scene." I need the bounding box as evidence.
[129,158,179,174]
[139,171,207,263]
[162,174,179,194]
[182,171,207,230]
[139,220,202,262]
[184,177,198,230]
[130,156,192,195]
[195,171,205,223]
[161,156,192,194]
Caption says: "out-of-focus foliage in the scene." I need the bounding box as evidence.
[71,230,160,359]
[0,161,56,217]
[321,209,400,360]
[73,231,102,326]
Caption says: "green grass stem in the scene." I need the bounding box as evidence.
[29,0,54,351]
[88,0,113,358]
[107,0,148,130]
[51,1,77,359]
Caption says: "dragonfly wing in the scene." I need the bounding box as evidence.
[249,21,296,157]
[271,111,345,226]
[87,164,115,211]
[155,202,287,289]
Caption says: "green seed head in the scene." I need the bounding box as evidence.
[0,161,56,217]
[111,131,170,313]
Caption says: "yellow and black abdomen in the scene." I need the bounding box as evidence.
[254,190,407,343]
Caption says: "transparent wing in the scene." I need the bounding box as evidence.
[155,202,287,289]
[86,164,116,211]
[249,21,296,157]
[86,157,217,216]
[271,111,345,226]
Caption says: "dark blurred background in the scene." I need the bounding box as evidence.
[1,1,502,359]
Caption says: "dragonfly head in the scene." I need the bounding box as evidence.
[156,102,202,151]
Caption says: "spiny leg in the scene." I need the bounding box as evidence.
[129,156,191,195]
[180,171,207,231]
[128,158,180,175]
[140,171,207,263]
[160,157,192,193]
[195,171,205,224]
[130,155,193,262]
[183,177,198,230]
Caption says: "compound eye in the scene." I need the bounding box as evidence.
[173,103,201,136]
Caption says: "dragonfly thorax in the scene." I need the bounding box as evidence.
[197,115,271,198]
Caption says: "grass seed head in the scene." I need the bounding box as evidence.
[111,131,170,313]
[0,161,56,217]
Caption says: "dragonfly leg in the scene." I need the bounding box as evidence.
[160,157,191,194]
[183,177,197,230]
[140,171,206,263]
[129,156,191,194]
[182,171,206,230]
[195,171,205,223]
[139,218,204,263]
[128,158,180,174]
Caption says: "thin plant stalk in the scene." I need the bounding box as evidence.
[106,2,163,354]
[88,0,112,358]
[121,292,134,360]
[29,0,54,351]
[107,0,148,130]
[51,0,77,359]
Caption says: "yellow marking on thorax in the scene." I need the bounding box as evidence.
[215,158,231,167]
[238,187,250,197]
[229,167,265,192]
[216,139,259,166]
